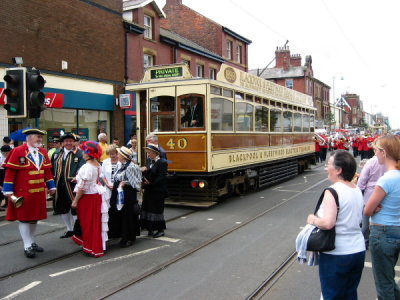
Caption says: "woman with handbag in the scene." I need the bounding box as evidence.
[108,146,142,248]
[307,150,365,300]
[364,135,400,300]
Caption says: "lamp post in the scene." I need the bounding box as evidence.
[332,74,344,131]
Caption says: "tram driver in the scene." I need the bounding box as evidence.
[181,96,203,128]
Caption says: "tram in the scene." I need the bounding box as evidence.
[126,63,316,207]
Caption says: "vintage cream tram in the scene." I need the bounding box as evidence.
[126,63,316,207]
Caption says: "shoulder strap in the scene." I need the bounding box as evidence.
[313,187,340,219]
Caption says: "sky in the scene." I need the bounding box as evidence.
[156,0,400,129]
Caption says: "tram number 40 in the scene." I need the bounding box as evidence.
[167,138,188,150]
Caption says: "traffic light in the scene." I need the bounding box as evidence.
[3,68,26,118]
[26,69,46,119]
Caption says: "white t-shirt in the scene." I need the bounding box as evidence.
[316,181,365,255]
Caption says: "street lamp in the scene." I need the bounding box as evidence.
[332,74,344,105]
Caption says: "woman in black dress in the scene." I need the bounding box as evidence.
[108,146,142,247]
[140,144,168,238]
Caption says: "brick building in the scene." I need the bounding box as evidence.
[160,0,251,72]
[342,93,364,127]
[249,46,330,129]
[0,0,125,143]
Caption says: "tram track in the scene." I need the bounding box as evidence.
[0,210,196,281]
[97,177,328,299]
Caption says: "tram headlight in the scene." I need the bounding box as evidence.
[198,181,206,188]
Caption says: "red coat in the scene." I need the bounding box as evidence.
[3,144,55,221]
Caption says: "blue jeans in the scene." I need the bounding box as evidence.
[319,251,365,300]
[370,225,400,300]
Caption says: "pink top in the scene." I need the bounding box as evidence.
[357,156,386,204]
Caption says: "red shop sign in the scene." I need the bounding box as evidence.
[0,88,5,105]
[45,93,64,108]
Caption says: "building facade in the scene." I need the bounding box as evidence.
[250,46,330,129]
[0,0,125,145]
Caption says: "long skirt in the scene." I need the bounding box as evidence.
[108,184,140,242]
[140,189,166,232]
[72,193,104,257]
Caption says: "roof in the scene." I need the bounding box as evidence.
[123,0,166,18]
[160,28,224,63]
[248,67,306,79]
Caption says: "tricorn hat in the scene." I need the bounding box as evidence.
[60,132,78,142]
[22,128,46,135]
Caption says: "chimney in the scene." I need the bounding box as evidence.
[275,45,290,71]
[290,54,302,67]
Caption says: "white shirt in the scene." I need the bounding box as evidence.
[28,145,40,169]
[63,148,72,159]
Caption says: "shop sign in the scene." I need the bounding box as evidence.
[119,94,132,109]
[72,128,89,142]
[47,128,65,143]
[150,67,183,79]
[45,93,64,108]
[0,88,5,105]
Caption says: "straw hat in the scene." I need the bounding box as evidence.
[117,146,133,160]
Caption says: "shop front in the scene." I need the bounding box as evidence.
[1,70,115,149]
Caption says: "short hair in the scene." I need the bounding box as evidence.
[146,133,158,142]
[113,137,119,141]
[3,136,11,143]
[98,133,107,141]
[106,144,118,155]
[331,150,357,181]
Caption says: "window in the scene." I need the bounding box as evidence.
[211,86,222,95]
[283,111,293,132]
[255,106,269,132]
[285,79,294,89]
[223,89,233,98]
[211,98,233,131]
[150,96,175,132]
[270,109,282,132]
[236,45,242,63]
[144,15,153,39]
[179,94,204,130]
[227,40,232,60]
[196,64,204,78]
[294,113,302,132]
[209,68,216,79]
[144,54,154,68]
[303,114,310,132]
[235,103,253,131]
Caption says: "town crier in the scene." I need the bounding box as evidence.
[2,129,56,258]
[52,132,85,238]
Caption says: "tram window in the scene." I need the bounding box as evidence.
[263,99,269,105]
[150,96,175,132]
[211,98,233,131]
[245,94,253,102]
[303,114,310,132]
[255,97,261,104]
[211,86,222,95]
[235,103,253,131]
[235,92,244,100]
[223,89,233,98]
[283,111,293,132]
[270,100,276,107]
[255,106,269,132]
[179,94,204,129]
[310,115,315,132]
[294,113,302,132]
[270,109,282,132]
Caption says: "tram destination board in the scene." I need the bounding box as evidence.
[151,67,183,79]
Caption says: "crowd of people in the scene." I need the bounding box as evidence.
[0,130,168,259]
[306,130,400,300]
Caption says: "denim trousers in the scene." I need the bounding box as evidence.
[370,225,400,300]
[319,251,365,300]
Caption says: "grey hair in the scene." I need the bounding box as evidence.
[98,133,107,140]
[146,133,158,142]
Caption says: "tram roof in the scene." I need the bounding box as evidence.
[126,64,315,109]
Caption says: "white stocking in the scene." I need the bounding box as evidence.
[61,211,74,231]
[19,222,33,250]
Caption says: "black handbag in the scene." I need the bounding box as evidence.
[306,187,339,252]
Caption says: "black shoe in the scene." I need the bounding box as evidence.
[147,231,154,237]
[119,239,133,248]
[31,243,44,252]
[152,231,165,238]
[60,231,74,239]
[0,207,5,211]
[24,247,36,258]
